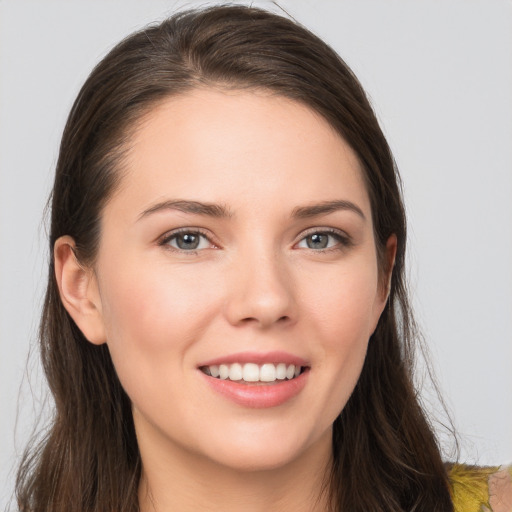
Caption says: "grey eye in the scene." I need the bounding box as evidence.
[167,232,211,251]
[306,233,329,249]
[175,233,200,250]
[297,231,347,250]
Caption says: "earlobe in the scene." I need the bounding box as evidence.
[54,236,106,345]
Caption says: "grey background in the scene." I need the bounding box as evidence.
[1,0,511,508]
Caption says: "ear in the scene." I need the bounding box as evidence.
[54,236,106,345]
[380,234,397,302]
[370,234,397,333]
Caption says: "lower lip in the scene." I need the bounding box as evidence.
[201,370,309,409]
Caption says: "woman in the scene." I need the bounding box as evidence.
[15,5,511,512]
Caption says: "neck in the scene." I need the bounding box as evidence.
[137,429,333,512]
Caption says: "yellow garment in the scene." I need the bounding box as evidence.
[449,464,512,512]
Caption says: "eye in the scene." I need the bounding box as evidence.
[161,230,213,251]
[296,230,350,250]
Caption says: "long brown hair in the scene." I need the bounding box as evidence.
[16,6,454,511]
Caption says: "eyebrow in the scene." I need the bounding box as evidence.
[291,200,366,220]
[138,200,232,220]
[138,198,365,221]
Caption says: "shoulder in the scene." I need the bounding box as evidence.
[488,467,512,512]
[448,463,512,512]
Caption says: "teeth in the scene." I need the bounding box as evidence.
[260,363,276,382]
[229,363,243,381]
[219,364,229,380]
[276,363,287,380]
[202,362,304,382]
[243,363,260,382]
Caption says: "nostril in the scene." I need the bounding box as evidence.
[238,314,290,326]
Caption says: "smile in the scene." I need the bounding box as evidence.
[200,363,304,383]
[198,352,310,407]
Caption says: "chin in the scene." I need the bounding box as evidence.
[197,423,331,474]
[206,447,304,473]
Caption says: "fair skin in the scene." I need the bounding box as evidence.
[55,89,396,512]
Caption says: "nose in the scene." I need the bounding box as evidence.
[224,249,297,329]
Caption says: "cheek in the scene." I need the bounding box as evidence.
[95,262,219,421]
[298,259,379,411]
[99,259,219,349]
[301,260,380,348]
[95,260,225,412]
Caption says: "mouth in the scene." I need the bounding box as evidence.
[199,362,307,383]
[197,352,310,407]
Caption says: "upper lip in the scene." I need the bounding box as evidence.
[198,351,309,368]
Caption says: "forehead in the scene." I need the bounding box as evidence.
[112,88,371,220]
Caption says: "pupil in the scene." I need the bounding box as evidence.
[308,233,328,249]
[178,233,199,250]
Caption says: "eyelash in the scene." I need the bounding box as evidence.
[158,227,352,254]
[295,228,353,253]
[158,228,215,254]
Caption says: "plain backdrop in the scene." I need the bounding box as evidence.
[1,0,511,508]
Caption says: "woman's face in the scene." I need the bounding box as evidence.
[86,89,392,472]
